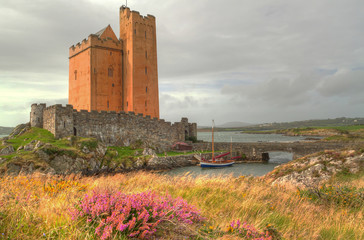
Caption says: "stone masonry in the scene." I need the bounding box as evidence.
[30,104,197,148]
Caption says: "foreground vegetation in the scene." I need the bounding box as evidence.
[0,170,362,239]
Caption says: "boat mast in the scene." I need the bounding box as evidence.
[230,136,232,159]
[212,120,215,162]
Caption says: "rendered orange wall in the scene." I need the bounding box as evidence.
[69,48,91,111]
[91,47,122,112]
[120,8,159,118]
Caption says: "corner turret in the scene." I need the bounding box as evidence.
[30,103,46,128]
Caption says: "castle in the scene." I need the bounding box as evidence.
[69,6,159,118]
[30,6,197,148]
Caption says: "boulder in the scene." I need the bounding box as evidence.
[6,163,22,175]
[96,143,107,157]
[134,158,145,169]
[0,145,14,155]
[143,148,156,156]
[36,149,50,162]
[34,141,44,150]
[82,146,90,154]
[24,144,35,151]
[17,145,24,151]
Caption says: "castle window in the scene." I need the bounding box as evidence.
[107,101,109,108]
[74,70,77,80]
[94,68,96,74]
[145,51,147,59]
[134,29,136,34]
[146,87,148,93]
[112,83,115,87]
[108,67,113,77]
[127,101,128,107]
[145,67,147,75]
[110,52,112,56]
[145,100,147,107]
[145,31,147,38]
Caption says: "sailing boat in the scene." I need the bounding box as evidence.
[200,120,235,168]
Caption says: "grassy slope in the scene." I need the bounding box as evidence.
[1,128,208,172]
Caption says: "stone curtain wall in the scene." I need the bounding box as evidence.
[30,104,197,147]
[193,142,356,160]
[72,110,183,146]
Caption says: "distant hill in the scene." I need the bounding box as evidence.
[216,121,252,128]
[239,117,364,131]
[0,126,14,135]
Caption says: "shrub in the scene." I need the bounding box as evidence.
[185,136,198,143]
[71,191,205,239]
[297,185,364,209]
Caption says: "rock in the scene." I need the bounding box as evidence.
[82,146,90,154]
[36,149,50,162]
[0,158,5,164]
[143,148,156,156]
[0,145,14,155]
[6,163,22,175]
[96,143,107,157]
[134,158,145,169]
[34,141,44,150]
[49,155,74,173]
[8,123,30,139]
[17,145,24,151]
[24,144,35,151]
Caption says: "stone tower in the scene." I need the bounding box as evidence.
[119,7,159,118]
[68,6,159,118]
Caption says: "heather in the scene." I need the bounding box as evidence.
[0,172,363,239]
[71,191,205,239]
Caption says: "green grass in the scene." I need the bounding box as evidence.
[6,128,55,150]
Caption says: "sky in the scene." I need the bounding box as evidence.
[0,0,363,127]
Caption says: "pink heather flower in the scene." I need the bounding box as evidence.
[128,217,136,231]
[71,191,204,239]
[128,230,140,238]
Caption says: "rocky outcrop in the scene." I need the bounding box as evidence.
[0,145,14,155]
[266,150,364,187]
[7,123,30,139]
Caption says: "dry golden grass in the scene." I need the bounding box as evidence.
[0,172,362,239]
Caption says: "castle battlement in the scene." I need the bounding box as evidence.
[30,104,197,147]
[69,33,122,58]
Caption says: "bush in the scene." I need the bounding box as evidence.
[71,191,205,239]
[297,185,364,209]
[185,136,198,143]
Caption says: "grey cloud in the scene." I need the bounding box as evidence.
[318,69,364,97]
[1,0,364,127]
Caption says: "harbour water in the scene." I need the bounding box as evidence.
[164,152,293,178]
[0,135,8,138]
[164,131,304,178]
[197,131,308,143]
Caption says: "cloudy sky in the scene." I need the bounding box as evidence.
[0,0,363,127]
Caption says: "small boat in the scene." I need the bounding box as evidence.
[200,120,235,168]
